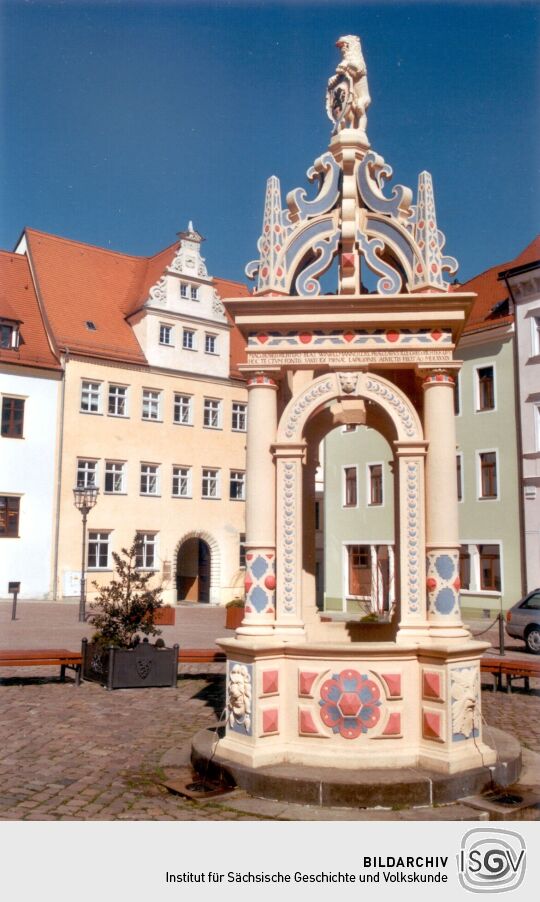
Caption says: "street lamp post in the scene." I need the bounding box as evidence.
[73,485,99,622]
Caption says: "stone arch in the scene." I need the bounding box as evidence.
[277,371,423,445]
[174,530,221,605]
[274,371,426,630]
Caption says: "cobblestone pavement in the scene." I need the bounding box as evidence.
[0,664,538,822]
[0,668,253,821]
[0,603,538,821]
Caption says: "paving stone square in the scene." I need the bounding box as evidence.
[1,602,539,821]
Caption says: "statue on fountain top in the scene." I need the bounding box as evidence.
[326,35,371,136]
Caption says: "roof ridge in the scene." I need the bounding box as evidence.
[0,248,29,261]
[461,235,540,287]
[460,257,513,288]
[214,276,249,287]
[25,227,178,264]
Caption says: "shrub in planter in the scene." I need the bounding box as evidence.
[225,597,245,630]
[82,540,178,689]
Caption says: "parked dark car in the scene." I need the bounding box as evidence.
[505,589,540,653]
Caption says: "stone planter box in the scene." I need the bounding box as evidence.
[225,605,245,630]
[81,638,179,690]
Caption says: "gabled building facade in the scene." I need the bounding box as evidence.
[2,225,249,604]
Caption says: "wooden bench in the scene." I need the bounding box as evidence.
[0,647,225,686]
[481,657,540,692]
[0,649,82,685]
[178,648,226,665]
[480,658,503,691]
[500,658,540,692]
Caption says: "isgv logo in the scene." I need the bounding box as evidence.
[458,828,526,893]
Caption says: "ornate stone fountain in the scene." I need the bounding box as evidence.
[193,38,519,804]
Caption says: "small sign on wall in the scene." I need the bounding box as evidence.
[63,571,81,597]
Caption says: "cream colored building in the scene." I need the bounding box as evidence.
[13,224,249,604]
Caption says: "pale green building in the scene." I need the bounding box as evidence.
[324,253,526,620]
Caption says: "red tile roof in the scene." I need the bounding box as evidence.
[460,236,540,334]
[0,251,60,371]
[22,228,249,372]
[127,241,179,317]
[25,229,148,365]
[214,277,249,377]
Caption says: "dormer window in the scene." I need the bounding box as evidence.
[0,322,19,349]
[86,321,97,331]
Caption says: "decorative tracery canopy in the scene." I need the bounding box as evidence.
[247,37,457,298]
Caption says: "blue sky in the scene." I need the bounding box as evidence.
[1,0,538,283]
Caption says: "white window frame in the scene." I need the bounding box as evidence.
[343,543,372,602]
[0,320,19,349]
[204,333,218,355]
[140,463,160,496]
[366,461,384,507]
[476,448,499,501]
[104,460,126,494]
[173,393,193,426]
[182,329,196,351]
[180,283,188,299]
[342,464,359,509]
[142,389,162,421]
[341,540,396,611]
[203,398,222,429]
[456,451,464,503]
[535,404,540,452]
[190,285,199,301]
[135,532,158,570]
[473,362,496,413]
[159,323,174,346]
[76,459,98,488]
[232,402,247,432]
[172,465,192,498]
[459,541,504,596]
[202,468,220,499]
[531,314,540,357]
[229,470,245,501]
[80,380,102,414]
[87,531,111,570]
[454,371,461,417]
[107,383,128,418]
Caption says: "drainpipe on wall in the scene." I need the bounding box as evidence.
[501,274,527,597]
[52,348,69,600]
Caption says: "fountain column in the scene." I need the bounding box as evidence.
[237,375,278,636]
[422,368,469,638]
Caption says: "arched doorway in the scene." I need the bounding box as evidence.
[176,538,211,603]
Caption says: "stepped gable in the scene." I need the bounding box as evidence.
[0,249,60,370]
[460,235,540,334]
